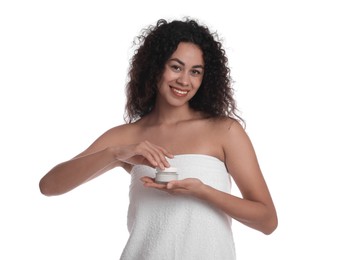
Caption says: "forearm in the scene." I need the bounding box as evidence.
[198,185,277,234]
[39,147,121,196]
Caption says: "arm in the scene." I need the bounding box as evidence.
[195,182,277,235]
[39,147,121,196]
[39,126,173,196]
[142,121,278,234]
[220,121,278,234]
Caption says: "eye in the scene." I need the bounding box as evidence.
[191,69,202,76]
[170,65,181,72]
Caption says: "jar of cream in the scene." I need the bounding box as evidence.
[155,167,178,184]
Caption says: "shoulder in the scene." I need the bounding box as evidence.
[207,116,244,134]
[214,117,250,145]
[102,122,138,136]
[97,121,143,145]
[75,122,141,158]
[207,117,251,158]
[218,118,257,167]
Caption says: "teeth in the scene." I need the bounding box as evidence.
[172,88,188,95]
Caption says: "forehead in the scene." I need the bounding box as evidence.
[169,42,204,65]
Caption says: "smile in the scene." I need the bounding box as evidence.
[170,87,189,96]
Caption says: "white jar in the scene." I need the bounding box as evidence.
[155,167,178,184]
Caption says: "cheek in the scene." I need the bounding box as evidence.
[158,71,174,87]
[157,74,167,89]
[165,72,178,82]
[192,77,203,89]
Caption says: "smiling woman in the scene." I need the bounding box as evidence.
[157,42,204,106]
[39,18,277,260]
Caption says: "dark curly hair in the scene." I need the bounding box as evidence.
[124,18,243,124]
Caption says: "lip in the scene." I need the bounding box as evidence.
[170,86,190,97]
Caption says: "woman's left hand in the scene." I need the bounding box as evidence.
[140,177,205,197]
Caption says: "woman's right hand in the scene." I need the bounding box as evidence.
[114,141,174,170]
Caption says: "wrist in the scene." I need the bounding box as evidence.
[195,183,210,200]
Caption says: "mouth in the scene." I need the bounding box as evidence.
[170,86,189,97]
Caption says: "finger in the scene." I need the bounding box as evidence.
[140,177,166,190]
[138,149,160,168]
[134,141,159,167]
[153,143,174,159]
[145,141,170,168]
[143,141,170,169]
[152,144,175,167]
[140,176,154,183]
[144,181,167,189]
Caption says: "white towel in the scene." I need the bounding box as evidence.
[120,154,236,260]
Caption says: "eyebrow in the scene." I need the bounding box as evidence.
[169,58,204,69]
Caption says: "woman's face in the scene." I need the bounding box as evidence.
[156,42,204,107]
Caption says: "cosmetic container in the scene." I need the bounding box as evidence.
[155,167,178,184]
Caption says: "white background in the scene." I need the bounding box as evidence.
[1,0,338,259]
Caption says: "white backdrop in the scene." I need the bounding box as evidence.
[1,0,338,259]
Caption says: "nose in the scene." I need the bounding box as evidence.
[176,72,189,86]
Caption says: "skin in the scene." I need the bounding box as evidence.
[39,42,278,235]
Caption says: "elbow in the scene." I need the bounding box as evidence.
[262,213,278,235]
[39,177,63,197]
[39,177,53,196]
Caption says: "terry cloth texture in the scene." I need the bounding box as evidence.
[120,154,236,260]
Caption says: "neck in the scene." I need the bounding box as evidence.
[147,102,198,126]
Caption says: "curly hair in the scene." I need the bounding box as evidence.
[124,18,243,124]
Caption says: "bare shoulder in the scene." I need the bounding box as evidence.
[209,116,245,136]
[207,117,251,159]
[101,122,138,138]
[218,117,251,145]
[74,122,140,158]
[219,117,258,173]
[94,122,142,146]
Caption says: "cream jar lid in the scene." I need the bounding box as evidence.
[156,167,177,173]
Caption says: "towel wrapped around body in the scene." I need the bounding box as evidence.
[120,154,236,260]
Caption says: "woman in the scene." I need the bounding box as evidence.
[39,18,278,260]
